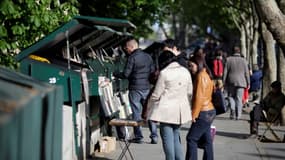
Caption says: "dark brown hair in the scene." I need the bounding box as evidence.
[189,54,213,79]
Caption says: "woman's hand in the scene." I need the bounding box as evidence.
[192,118,196,123]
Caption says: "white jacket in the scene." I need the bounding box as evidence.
[147,62,192,124]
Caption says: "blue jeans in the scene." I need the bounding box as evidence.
[129,89,150,139]
[228,86,244,119]
[148,120,158,139]
[186,110,216,160]
[160,123,183,160]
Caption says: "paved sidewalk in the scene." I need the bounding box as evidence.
[95,111,285,160]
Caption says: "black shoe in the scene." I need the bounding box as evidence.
[129,138,143,144]
[151,137,158,144]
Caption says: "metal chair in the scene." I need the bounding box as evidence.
[259,110,282,142]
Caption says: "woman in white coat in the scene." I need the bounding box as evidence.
[147,50,193,160]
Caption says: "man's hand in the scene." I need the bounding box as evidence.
[113,71,120,77]
[113,71,124,79]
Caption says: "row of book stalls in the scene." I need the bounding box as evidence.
[0,16,137,160]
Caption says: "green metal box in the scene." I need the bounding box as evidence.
[0,67,63,160]
[15,16,135,159]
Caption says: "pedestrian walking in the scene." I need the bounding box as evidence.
[223,46,250,120]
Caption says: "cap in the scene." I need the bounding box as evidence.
[270,81,281,89]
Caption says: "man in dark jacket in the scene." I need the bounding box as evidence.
[114,38,156,143]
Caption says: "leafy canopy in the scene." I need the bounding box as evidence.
[181,0,238,35]
[0,0,78,53]
[78,0,175,38]
[0,0,78,69]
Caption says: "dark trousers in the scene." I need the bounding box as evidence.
[186,110,216,160]
[116,126,126,139]
[250,104,263,122]
[249,104,265,134]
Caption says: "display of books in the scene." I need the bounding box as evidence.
[98,76,132,118]
[113,94,126,119]
[119,91,132,118]
[98,76,115,117]
[98,86,112,117]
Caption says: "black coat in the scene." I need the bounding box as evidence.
[115,49,155,90]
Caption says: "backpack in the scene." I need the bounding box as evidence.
[213,58,224,78]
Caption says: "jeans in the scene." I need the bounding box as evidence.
[160,123,183,160]
[148,120,158,140]
[186,110,216,160]
[228,86,244,119]
[129,89,150,139]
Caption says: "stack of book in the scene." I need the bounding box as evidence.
[98,76,132,118]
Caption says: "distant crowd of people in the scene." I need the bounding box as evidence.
[113,37,285,160]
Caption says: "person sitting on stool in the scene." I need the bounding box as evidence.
[249,81,285,137]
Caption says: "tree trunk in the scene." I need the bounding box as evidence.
[278,0,285,93]
[159,23,169,39]
[261,23,277,97]
[172,13,178,40]
[250,0,260,66]
[278,49,285,93]
[251,30,259,65]
[177,21,186,48]
[240,27,247,57]
[255,0,285,57]
[245,21,250,59]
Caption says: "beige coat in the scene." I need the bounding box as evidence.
[147,62,192,124]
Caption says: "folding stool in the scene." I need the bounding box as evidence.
[109,118,144,160]
[259,110,282,142]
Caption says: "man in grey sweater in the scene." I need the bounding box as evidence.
[223,46,250,120]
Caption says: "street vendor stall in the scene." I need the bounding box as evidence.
[16,15,135,159]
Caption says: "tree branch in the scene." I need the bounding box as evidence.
[159,22,169,39]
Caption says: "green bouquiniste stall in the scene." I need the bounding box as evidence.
[0,66,63,160]
[15,15,136,159]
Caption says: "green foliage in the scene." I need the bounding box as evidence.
[181,0,238,35]
[78,0,175,38]
[0,0,78,69]
[0,53,19,70]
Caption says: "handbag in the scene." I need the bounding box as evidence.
[212,88,227,115]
